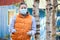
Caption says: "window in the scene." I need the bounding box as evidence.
[8,9,16,25]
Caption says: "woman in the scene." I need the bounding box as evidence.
[10,2,36,40]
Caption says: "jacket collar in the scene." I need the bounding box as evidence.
[18,12,30,18]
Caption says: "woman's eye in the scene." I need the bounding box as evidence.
[24,7,26,9]
[20,7,27,9]
[21,7,23,9]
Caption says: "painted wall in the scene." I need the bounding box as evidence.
[0,5,16,39]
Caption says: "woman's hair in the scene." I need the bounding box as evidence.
[19,2,27,7]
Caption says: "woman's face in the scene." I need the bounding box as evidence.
[19,4,27,10]
[19,4,28,15]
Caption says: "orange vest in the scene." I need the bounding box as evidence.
[11,14,32,40]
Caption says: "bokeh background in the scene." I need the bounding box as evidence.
[0,0,60,40]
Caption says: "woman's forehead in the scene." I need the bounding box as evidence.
[20,4,27,8]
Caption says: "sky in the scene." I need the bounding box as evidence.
[25,0,60,9]
[24,0,46,9]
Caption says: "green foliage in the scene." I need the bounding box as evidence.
[4,34,10,40]
[52,34,56,37]
[13,3,20,8]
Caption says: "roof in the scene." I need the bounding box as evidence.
[0,0,24,5]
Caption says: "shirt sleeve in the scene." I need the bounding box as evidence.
[31,16,36,35]
[9,16,16,33]
[27,16,36,36]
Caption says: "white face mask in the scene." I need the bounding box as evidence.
[19,9,27,15]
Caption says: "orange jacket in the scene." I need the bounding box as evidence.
[11,14,32,40]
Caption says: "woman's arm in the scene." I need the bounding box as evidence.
[9,16,16,33]
[27,16,36,36]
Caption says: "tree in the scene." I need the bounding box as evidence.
[33,0,40,40]
[46,0,57,40]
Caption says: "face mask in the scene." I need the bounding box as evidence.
[19,9,27,15]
